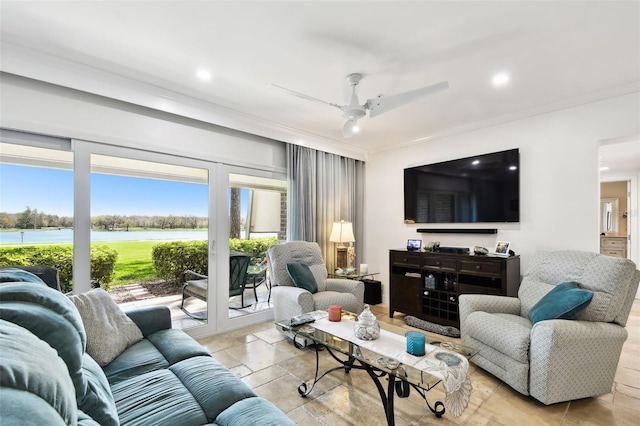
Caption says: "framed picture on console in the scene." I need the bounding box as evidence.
[494,241,510,256]
[407,239,422,251]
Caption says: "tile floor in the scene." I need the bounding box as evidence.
[197,300,640,425]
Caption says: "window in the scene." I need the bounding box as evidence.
[0,140,74,291]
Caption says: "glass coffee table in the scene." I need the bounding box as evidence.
[277,311,477,426]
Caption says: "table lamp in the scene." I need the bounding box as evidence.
[329,220,355,269]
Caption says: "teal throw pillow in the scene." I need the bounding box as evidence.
[286,262,318,294]
[528,281,593,324]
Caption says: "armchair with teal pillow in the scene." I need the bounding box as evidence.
[268,241,364,337]
[459,250,639,405]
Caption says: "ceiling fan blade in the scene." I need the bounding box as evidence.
[366,81,449,118]
[270,83,342,110]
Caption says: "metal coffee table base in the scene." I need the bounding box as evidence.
[293,335,445,426]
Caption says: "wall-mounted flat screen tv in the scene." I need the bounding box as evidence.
[404,149,519,223]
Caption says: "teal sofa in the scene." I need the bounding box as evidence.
[0,276,294,425]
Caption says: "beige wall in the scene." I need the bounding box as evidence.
[601,181,628,236]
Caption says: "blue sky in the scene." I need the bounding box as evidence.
[1,165,74,216]
[1,164,247,217]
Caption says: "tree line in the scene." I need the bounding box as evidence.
[0,207,208,230]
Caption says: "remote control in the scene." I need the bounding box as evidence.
[289,314,315,327]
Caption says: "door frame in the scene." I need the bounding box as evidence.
[73,140,223,333]
[205,164,286,336]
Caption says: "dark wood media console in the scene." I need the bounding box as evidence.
[389,250,520,328]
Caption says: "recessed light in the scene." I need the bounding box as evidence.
[600,166,610,171]
[492,73,509,86]
[472,160,480,165]
[196,69,211,81]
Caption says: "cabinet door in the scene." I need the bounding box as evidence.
[390,274,422,315]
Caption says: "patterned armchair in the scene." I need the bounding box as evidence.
[267,241,364,326]
[459,250,639,405]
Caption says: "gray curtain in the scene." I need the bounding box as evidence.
[287,144,365,271]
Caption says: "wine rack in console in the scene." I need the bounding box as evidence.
[389,250,520,328]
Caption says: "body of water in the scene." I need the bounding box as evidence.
[0,229,208,245]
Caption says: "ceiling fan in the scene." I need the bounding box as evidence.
[271,73,449,138]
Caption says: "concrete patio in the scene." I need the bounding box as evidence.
[116,282,272,329]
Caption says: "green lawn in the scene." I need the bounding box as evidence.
[98,241,158,286]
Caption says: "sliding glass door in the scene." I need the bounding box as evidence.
[1,133,284,334]
[89,152,210,330]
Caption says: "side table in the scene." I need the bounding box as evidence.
[328,271,382,305]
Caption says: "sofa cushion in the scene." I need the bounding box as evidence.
[80,354,119,426]
[103,339,170,385]
[0,282,120,425]
[466,311,532,363]
[215,397,296,426]
[0,282,88,389]
[147,329,211,364]
[0,320,77,425]
[110,369,209,426]
[103,329,211,385]
[169,356,257,421]
[110,355,259,426]
[69,289,143,367]
[286,262,318,293]
[0,389,71,426]
[528,281,593,324]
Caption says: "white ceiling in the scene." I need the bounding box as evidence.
[1,1,639,166]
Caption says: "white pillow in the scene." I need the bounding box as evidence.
[69,288,143,366]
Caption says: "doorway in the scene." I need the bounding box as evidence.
[598,137,639,298]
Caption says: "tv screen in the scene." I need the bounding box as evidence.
[404,149,519,223]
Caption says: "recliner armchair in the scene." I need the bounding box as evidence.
[267,241,364,325]
[459,250,639,405]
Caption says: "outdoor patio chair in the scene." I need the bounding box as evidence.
[180,251,251,319]
[0,265,61,292]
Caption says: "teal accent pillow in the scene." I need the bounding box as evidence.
[528,281,594,324]
[286,262,318,294]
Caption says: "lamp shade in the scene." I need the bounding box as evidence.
[329,221,355,243]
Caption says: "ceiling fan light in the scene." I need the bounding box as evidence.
[343,119,358,138]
